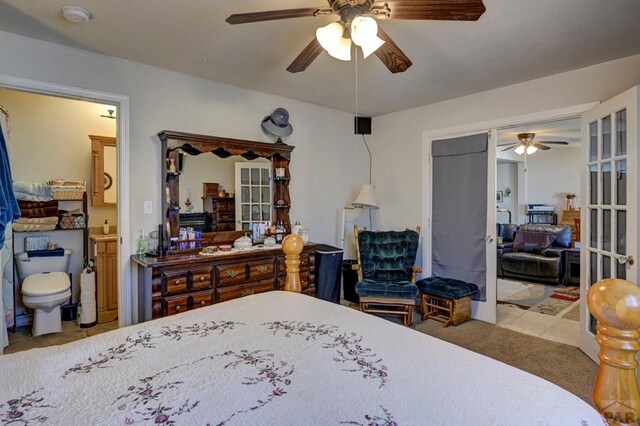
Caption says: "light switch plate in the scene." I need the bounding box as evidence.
[144,200,152,215]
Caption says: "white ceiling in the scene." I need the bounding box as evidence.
[1,0,639,116]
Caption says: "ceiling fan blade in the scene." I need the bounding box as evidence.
[226,7,331,25]
[535,140,569,145]
[287,38,323,73]
[374,27,413,73]
[533,143,551,151]
[500,144,518,152]
[374,0,486,21]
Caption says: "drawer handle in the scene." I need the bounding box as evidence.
[226,270,240,278]
[174,279,182,285]
[241,289,255,297]
[200,300,206,306]
[199,276,206,282]
[257,265,267,273]
[175,305,182,311]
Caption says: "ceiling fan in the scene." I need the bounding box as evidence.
[226,0,486,74]
[499,133,569,155]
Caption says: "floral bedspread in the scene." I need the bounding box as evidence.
[0,292,604,425]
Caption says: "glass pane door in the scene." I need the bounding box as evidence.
[235,162,272,231]
[580,86,638,363]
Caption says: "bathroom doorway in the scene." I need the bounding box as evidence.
[1,87,121,353]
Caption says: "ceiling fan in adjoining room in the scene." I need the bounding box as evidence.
[226,0,486,74]
[499,133,569,155]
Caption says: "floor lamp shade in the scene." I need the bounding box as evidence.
[352,184,379,209]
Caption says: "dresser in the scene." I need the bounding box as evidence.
[133,244,318,321]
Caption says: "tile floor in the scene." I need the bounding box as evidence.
[4,320,118,354]
[496,278,580,347]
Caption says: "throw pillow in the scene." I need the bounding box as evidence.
[512,230,557,254]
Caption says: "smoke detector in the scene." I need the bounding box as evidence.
[61,5,92,23]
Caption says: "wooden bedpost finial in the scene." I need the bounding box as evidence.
[282,234,303,293]
[587,278,640,425]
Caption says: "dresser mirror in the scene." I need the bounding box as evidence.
[158,131,294,251]
[90,134,117,206]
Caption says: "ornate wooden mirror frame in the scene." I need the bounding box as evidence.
[158,130,294,251]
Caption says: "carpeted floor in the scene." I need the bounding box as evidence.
[413,316,597,407]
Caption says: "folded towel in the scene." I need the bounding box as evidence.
[15,217,59,225]
[18,200,59,218]
[27,248,65,258]
[18,200,58,209]
[19,206,59,218]
[13,222,57,232]
[13,182,53,201]
[47,179,85,187]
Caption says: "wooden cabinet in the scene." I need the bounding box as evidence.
[94,239,118,323]
[203,196,236,232]
[134,244,318,321]
[560,209,581,244]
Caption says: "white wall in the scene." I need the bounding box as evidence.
[0,31,367,258]
[373,54,640,238]
[496,162,518,224]
[526,147,581,215]
[0,87,117,227]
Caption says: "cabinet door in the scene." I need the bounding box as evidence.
[97,240,119,324]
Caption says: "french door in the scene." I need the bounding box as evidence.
[235,162,272,231]
[580,86,639,362]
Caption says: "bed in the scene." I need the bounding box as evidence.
[0,291,604,425]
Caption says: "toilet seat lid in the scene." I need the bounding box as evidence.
[22,272,70,296]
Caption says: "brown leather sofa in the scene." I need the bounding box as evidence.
[497,223,573,285]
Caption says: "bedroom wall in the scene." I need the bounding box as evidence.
[0,31,368,253]
[372,54,640,235]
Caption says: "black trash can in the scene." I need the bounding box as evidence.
[342,259,359,304]
[315,246,343,303]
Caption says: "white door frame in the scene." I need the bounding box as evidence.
[0,73,133,327]
[422,102,598,324]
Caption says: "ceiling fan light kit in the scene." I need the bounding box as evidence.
[501,132,569,155]
[226,0,486,73]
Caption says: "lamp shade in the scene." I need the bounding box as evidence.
[351,184,379,209]
[329,36,352,61]
[351,16,385,58]
[526,145,538,155]
[316,22,351,61]
[514,145,525,155]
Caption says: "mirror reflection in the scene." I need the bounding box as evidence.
[178,151,272,232]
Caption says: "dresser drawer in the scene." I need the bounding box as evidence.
[162,268,212,296]
[249,260,274,281]
[162,290,213,316]
[216,263,247,286]
[276,271,315,292]
[277,254,310,275]
[216,280,274,303]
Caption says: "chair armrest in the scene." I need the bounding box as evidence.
[413,266,422,274]
[351,264,361,271]
[543,247,563,258]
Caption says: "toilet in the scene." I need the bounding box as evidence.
[15,249,72,337]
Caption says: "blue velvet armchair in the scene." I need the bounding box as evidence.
[353,226,421,326]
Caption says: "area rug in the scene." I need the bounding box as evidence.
[498,284,580,318]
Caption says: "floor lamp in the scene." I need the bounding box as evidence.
[340,184,379,249]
